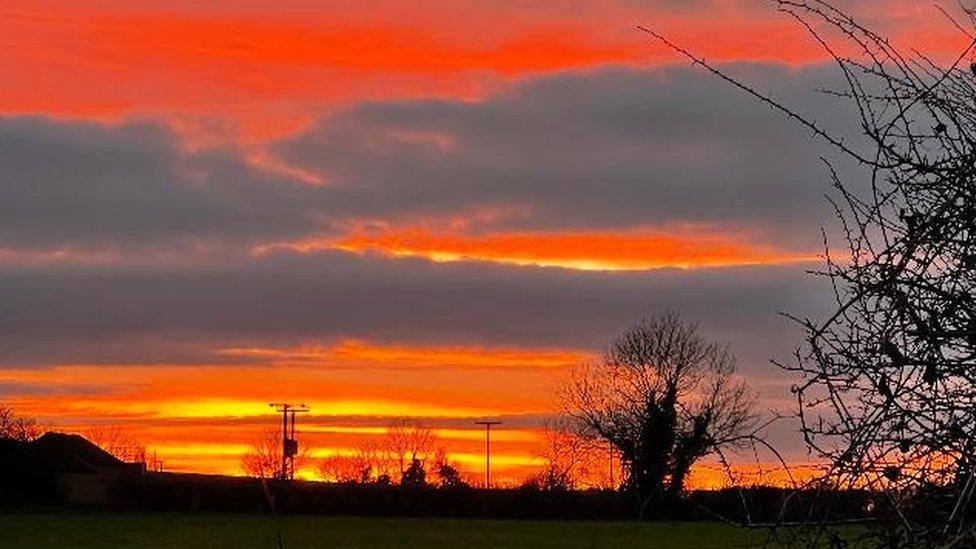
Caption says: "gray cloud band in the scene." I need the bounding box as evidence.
[0,63,859,377]
[1,64,861,252]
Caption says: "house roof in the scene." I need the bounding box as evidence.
[30,432,126,472]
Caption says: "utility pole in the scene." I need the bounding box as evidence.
[475,420,502,488]
[269,403,309,480]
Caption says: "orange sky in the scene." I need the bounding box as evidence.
[1,338,798,484]
[0,338,807,484]
[1,342,573,482]
[2,0,967,146]
[0,0,961,487]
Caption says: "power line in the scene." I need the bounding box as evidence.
[474,420,502,488]
[269,403,309,480]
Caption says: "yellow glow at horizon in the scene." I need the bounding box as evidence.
[97,398,506,420]
[302,425,540,443]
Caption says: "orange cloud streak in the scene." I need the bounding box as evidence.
[2,1,968,145]
[0,5,639,145]
[221,339,590,368]
[268,227,816,271]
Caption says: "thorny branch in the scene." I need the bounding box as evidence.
[644,1,976,546]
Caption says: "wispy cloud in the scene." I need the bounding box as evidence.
[265,225,816,271]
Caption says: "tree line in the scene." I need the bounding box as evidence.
[228,311,760,512]
[1,311,761,507]
[240,419,468,489]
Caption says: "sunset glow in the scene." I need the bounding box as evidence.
[269,227,816,271]
[0,340,583,482]
[0,0,958,492]
[1,1,967,145]
[220,339,590,368]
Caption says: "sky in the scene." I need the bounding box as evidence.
[0,0,967,485]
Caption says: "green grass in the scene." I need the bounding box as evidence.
[0,513,768,548]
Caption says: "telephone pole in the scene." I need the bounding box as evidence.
[475,420,502,488]
[269,403,309,480]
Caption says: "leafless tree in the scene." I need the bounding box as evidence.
[383,419,437,479]
[321,438,396,484]
[241,428,282,479]
[524,419,609,491]
[643,1,976,545]
[317,452,373,484]
[563,312,756,516]
[315,421,453,485]
[353,439,391,482]
[241,428,313,479]
[84,426,148,462]
[0,403,42,441]
[431,447,468,488]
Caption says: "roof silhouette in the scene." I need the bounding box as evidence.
[30,432,125,472]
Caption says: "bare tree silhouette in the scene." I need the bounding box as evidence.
[524,419,611,491]
[317,451,374,484]
[83,426,154,465]
[432,448,468,489]
[0,404,41,441]
[314,420,464,487]
[242,428,313,479]
[563,312,756,516]
[384,419,437,479]
[644,1,976,545]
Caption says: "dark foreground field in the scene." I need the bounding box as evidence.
[0,513,768,548]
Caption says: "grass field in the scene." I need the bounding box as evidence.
[0,513,769,548]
